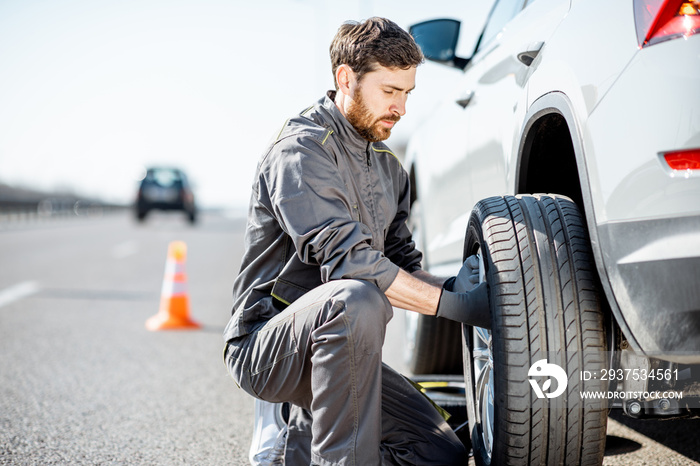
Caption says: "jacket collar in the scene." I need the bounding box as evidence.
[318,90,371,153]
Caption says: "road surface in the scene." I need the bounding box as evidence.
[1,212,698,464]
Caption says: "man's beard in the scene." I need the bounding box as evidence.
[346,88,400,142]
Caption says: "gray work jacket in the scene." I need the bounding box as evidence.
[223,91,422,342]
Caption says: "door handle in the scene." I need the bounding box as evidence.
[517,41,544,66]
[455,90,475,109]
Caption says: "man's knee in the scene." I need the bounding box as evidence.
[333,279,393,324]
[321,280,394,353]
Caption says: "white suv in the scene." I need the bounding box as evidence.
[404,0,700,464]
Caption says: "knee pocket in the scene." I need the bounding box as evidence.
[333,280,393,327]
[228,313,301,401]
[249,312,299,377]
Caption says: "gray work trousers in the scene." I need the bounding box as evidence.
[225,279,467,465]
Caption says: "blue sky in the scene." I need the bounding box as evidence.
[0,0,492,208]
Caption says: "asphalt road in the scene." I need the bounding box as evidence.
[1,212,698,465]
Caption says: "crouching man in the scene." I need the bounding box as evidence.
[224,17,490,465]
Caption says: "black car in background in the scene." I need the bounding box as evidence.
[135,167,196,223]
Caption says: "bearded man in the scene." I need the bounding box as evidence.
[223,17,490,465]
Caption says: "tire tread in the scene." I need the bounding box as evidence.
[465,194,607,466]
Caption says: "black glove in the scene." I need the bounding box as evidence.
[462,254,481,286]
[442,276,457,292]
[443,255,480,292]
[436,282,491,329]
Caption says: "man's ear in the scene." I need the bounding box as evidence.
[335,64,355,97]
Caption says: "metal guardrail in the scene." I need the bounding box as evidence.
[0,199,128,224]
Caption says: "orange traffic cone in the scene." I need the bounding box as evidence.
[146,241,200,331]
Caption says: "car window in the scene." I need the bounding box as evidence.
[147,169,182,187]
[476,0,527,53]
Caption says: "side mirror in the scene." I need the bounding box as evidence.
[410,19,470,70]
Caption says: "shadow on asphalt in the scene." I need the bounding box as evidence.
[608,410,700,462]
[604,435,642,457]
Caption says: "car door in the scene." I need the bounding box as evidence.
[419,0,571,269]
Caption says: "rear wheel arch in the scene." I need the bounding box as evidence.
[514,92,638,354]
[516,93,587,218]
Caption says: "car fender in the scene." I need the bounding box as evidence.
[516,91,641,353]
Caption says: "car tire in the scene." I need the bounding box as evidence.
[405,314,462,375]
[461,194,608,466]
[187,210,197,224]
[404,199,462,375]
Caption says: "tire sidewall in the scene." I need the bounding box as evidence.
[461,194,607,466]
[462,208,495,465]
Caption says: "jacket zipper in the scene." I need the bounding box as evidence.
[364,142,379,241]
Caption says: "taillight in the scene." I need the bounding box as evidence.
[181,189,193,203]
[661,148,700,173]
[634,0,700,47]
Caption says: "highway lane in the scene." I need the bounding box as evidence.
[1,211,699,465]
[1,211,253,464]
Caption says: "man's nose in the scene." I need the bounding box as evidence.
[390,95,407,116]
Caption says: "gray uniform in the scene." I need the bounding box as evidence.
[224,92,466,465]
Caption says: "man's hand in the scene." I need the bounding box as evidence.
[444,255,480,292]
[463,254,481,285]
[436,283,491,328]
[436,255,491,328]
[384,255,487,319]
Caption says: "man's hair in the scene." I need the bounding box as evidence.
[330,17,424,90]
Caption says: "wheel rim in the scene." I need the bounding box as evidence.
[473,326,494,456]
[472,253,494,457]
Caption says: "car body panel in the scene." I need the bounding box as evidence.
[586,35,700,222]
[409,0,700,362]
[408,0,571,267]
[599,216,700,362]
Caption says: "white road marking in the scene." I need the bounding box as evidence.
[112,241,139,259]
[0,281,40,308]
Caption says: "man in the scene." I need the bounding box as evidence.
[224,17,490,465]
